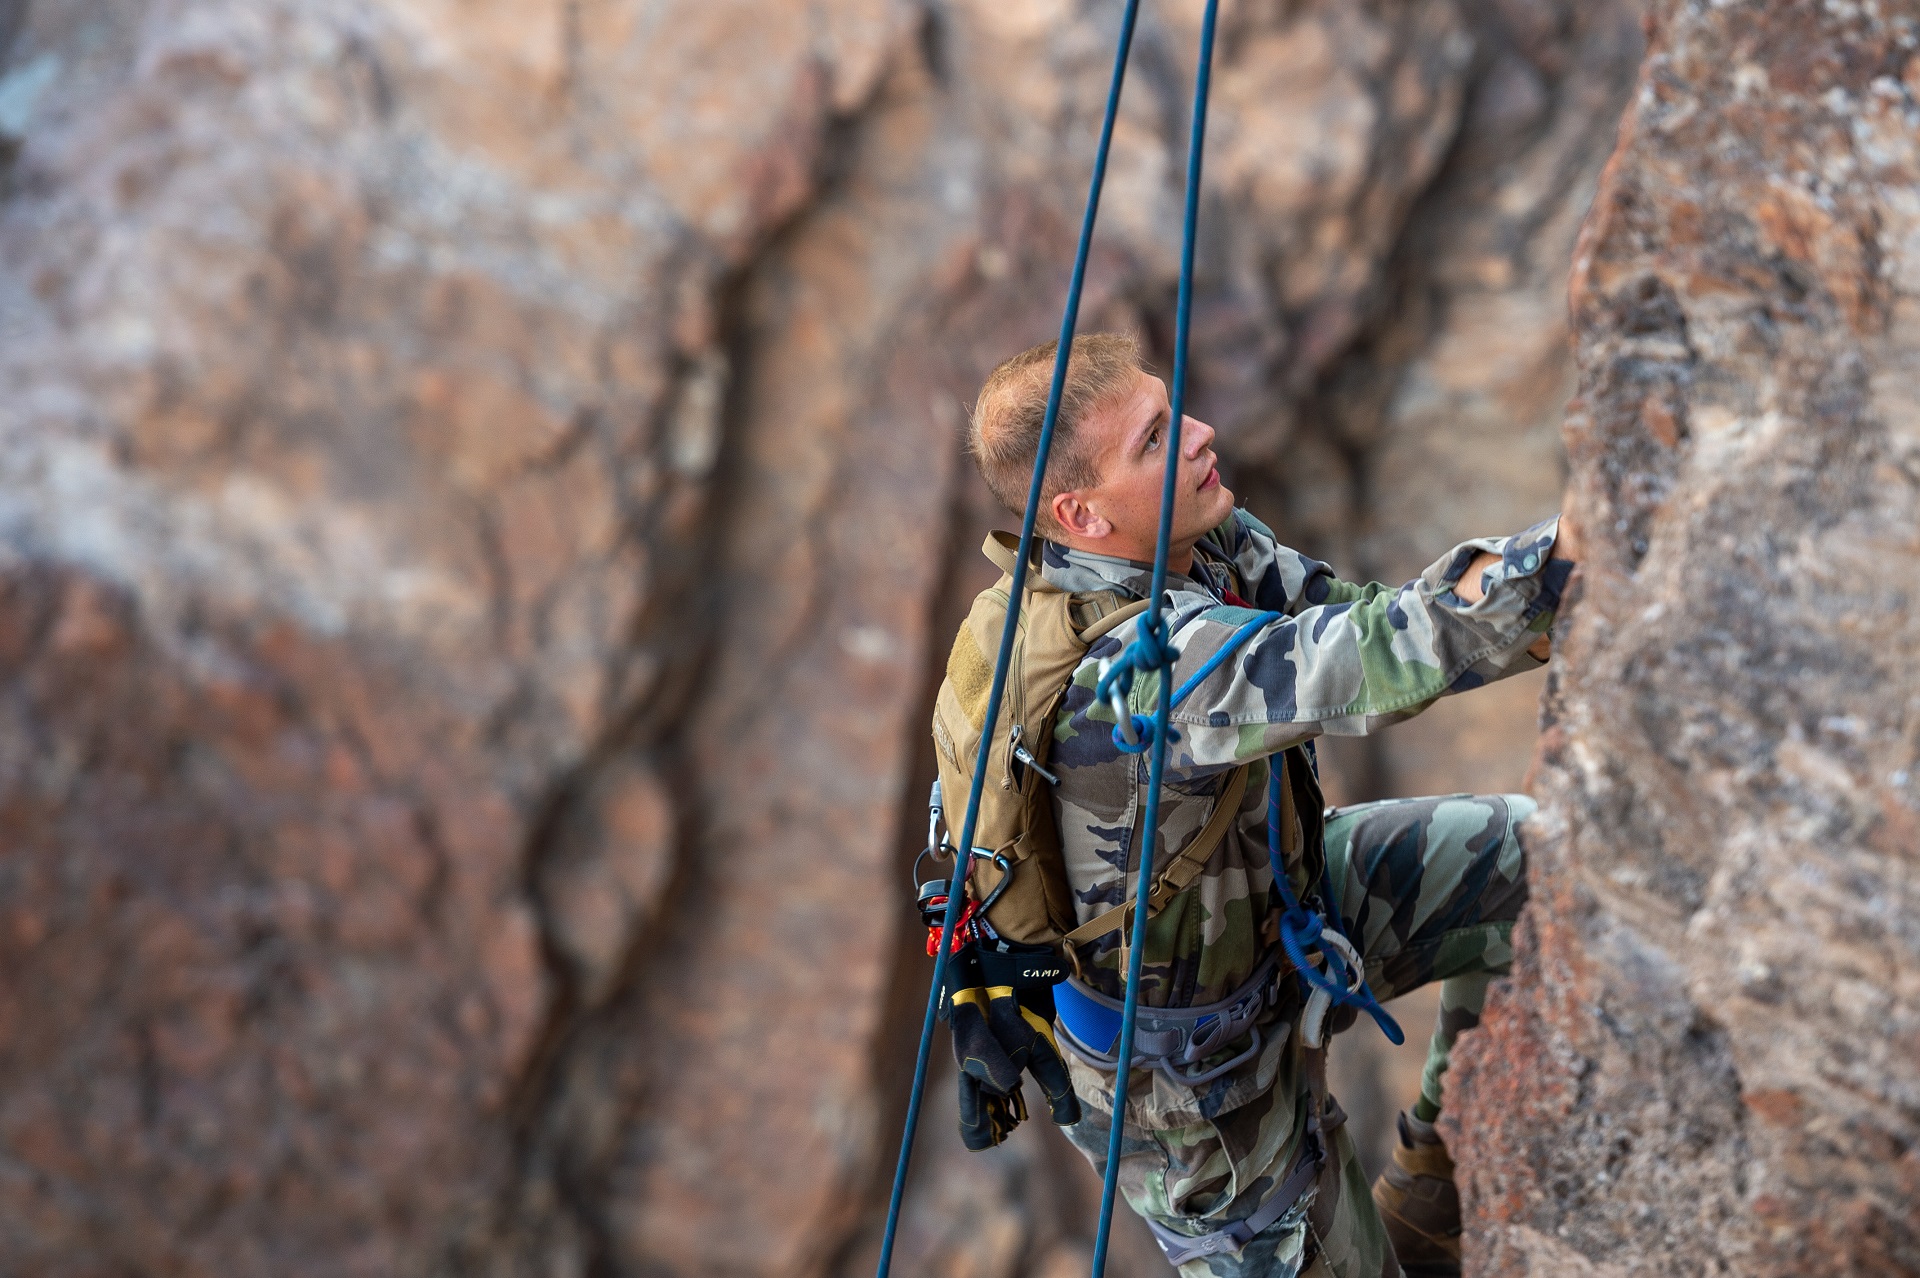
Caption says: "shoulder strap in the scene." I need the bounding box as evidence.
[982,529,1021,574]
[984,532,1151,636]
[982,530,1068,594]
[1077,597,1150,643]
[1063,762,1253,950]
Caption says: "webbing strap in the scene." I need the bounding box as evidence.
[981,530,1054,584]
[1062,763,1251,950]
[984,531,1149,641]
[1077,597,1151,643]
[1145,1098,1344,1267]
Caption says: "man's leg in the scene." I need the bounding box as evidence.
[1413,972,1493,1124]
[1321,792,1534,1276]
[1052,794,1530,1278]
[1062,1080,1390,1278]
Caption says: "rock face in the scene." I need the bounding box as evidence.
[1448,2,1920,1276]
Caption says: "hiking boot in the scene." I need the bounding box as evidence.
[1371,1111,1461,1278]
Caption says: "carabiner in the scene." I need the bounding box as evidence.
[969,847,1014,913]
[912,843,957,889]
[926,779,946,850]
[1098,655,1140,747]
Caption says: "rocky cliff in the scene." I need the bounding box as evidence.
[12,1,1904,1276]
[1448,2,1920,1276]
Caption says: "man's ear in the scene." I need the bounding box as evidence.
[1052,490,1109,540]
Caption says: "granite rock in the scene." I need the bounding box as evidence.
[1448,2,1920,1275]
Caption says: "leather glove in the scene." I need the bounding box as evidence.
[946,945,1081,1151]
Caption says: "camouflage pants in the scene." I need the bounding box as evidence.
[1064,792,1533,1278]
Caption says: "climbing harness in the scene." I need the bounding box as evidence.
[1055,946,1290,1086]
[874,0,1398,1271]
[1053,635,1405,1078]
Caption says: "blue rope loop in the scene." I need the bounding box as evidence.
[1114,715,1171,754]
[1266,768,1404,1045]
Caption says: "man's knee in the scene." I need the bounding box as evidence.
[1497,792,1537,836]
[1400,794,1530,932]
[1483,793,1534,882]
[1412,793,1533,875]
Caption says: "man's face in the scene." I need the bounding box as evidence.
[1053,369,1235,564]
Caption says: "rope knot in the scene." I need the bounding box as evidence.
[1096,613,1181,752]
[1112,715,1182,753]
[1125,611,1179,671]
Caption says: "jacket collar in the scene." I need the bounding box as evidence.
[1036,538,1225,602]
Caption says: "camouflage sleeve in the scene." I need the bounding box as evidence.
[1199,509,1354,616]
[1132,517,1569,768]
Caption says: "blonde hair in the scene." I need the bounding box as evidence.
[968,333,1144,531]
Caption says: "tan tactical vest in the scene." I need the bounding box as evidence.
[930,533,1312,953]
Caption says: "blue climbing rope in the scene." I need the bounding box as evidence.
[872,5,1143,1275]
[1171,611,1275,704]
[1088,2,1221,1272]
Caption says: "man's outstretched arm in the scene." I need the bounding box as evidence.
[1071,516,1576,770]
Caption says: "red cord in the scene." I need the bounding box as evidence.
[924,897,985,956]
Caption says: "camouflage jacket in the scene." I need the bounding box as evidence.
[1045,509,1566,1126]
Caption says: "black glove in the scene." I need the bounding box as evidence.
[946,945,1081,1151]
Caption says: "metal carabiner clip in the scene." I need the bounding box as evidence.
[1299,927,1368,1049]
[913,842,957,889]
[969,847,1014,913]
[1098,656,1140,747]
[926,779,947,851]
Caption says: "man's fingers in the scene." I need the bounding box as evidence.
[1026,1038,1082,1126]
[950,996,1024,1092]
[956,1072,998,1151]
[1454,550,1501,605]
[958,1077,1026,1151]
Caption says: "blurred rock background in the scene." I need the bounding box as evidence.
[7,1,1911,1276]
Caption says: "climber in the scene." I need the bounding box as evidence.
[941,332,1578,1277]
